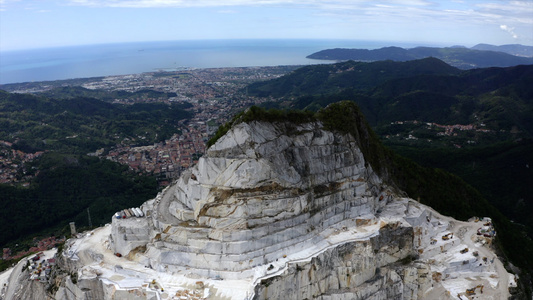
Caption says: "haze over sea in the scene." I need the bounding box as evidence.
[0,39,434,85]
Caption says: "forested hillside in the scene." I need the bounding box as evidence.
[0,90,192,267]
[247,57,460,98]
[248,59,533,137]
[38,86,177,101]
[0,91,191,154]
[0,153,158,249]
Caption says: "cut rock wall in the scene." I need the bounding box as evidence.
[253,225,414,300]
[111,121,393,278]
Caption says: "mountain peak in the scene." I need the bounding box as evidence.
[3,103,516,299]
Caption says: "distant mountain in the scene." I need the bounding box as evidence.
[307,45,533,69]
[472,43,533,57]
[247,58,533,135]
[246,57,460,98]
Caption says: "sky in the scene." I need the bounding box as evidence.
[0,0,532,51]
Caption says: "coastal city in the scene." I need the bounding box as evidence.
[0,66,298,263]
[0,64,504,186]
[0,66,296,186]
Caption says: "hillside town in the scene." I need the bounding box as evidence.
[0,64,509,187]
[0,66,292,186]
[382,120,498,148]
[0,141,43,185]
[2,236,64,261]
[91,67,288,185]
[1,64,514,188]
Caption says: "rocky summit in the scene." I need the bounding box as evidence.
[112,120,391,278]
[1,115,516,300]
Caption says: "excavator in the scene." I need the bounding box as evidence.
[442,233,453,240]
[465,285,484,297]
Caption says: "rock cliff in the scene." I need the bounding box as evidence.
[1,111,515,300]
[112,120,394,280]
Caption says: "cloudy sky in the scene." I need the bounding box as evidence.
[1,0,532,51]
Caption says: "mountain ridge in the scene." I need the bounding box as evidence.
[471,43,533,57]
[247,59,533,138]
[246,57,460,98]
[307,45,533,69]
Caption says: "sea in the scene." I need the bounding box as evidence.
[0,39,428,85]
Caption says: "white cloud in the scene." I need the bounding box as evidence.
[62,0,434,9]
[476,1,533,24]
[59,0,533,27]
[66,0,296,8]
[0,0,20,10]
[500,24,518,39]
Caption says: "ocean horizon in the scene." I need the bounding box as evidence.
[0,39,435,85]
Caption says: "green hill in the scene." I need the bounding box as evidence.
[307,46,533,69]
[247,57,459,98]
[471,43,533,57]
[0,152,159,257]
[0,91,191,153]
[247,60,533,137]
[0,90,192,262]
[37,86,177,101]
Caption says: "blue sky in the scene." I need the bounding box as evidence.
[1,0,532,51]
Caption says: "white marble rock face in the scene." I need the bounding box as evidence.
[110,120,390,278]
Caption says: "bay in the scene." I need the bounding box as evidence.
[0,39,425,84]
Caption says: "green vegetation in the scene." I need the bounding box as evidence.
[246,58,460,98]
[389,140,533,236]
[0,152,158,248]
[0,89,189,258]
[38,86,178,101]
[206,106,315,147]
[248,60,533,139]
[0,91,191,153]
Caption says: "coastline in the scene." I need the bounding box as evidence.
[0,39,428,85]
